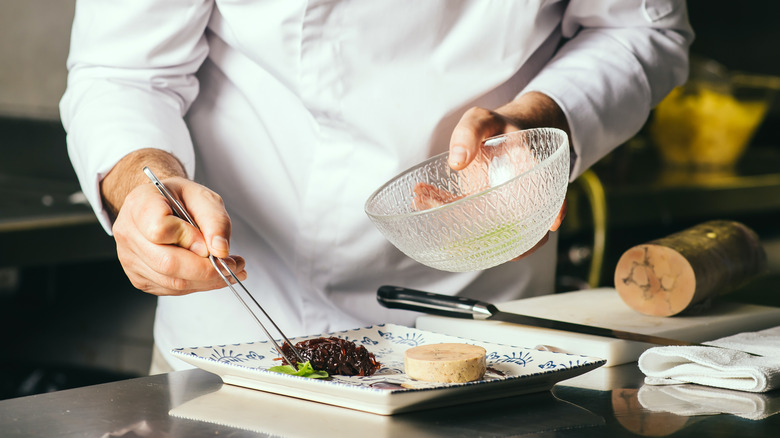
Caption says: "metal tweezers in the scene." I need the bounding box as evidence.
[143,167,304,366]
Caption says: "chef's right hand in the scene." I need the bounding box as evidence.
[101,149,246,296]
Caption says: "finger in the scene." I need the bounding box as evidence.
[116,210,246,294]
[511,232,549,261]
[146,245,245,286]
[549,199,569,232]
[225,255,246,276]
[412,182,462,210]
[123,241,247,295]
[113,182,247,296]
[510,199,567,263]
[114,242,205,296]
[448,107,506,170]
[125,183,210,257]
[211,255,247,282]
[179,183,233,259]
[138,203,210,257]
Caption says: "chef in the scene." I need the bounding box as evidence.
[60,0,693,372]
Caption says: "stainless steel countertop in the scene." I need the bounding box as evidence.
[3,365,779,437]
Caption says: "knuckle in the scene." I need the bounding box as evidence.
[112,220,131,243]
[128,275,152,293]
[464,106,485,116]
[465,106,491,120]
[156,251,179,275]
[146,220,172,243]
[199,187,225,207]
[164,276,190,293]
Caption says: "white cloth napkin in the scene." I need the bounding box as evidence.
[638,326,780,393]
[637,384,780,420]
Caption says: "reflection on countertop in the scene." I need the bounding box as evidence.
[3,365,780,437]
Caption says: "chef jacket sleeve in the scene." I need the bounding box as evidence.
[59,0,213,233]
[520,0,694,180]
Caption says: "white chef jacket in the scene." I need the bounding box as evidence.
[61,0,692,370]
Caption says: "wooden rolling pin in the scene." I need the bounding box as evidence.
[614,220,767,316]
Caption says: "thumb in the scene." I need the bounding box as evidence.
[131,182,210,257]
[549,199,569,232]
[180,184,233,259]
[149,213,210,257]
[448,107,508,170]
[207,234,231,259]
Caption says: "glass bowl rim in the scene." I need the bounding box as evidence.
[364,127,569,220]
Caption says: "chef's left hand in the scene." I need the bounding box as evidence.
[449,91,571,261]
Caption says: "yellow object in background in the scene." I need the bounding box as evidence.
[650,85,770,168]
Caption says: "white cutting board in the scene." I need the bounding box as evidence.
[415,288,780,366]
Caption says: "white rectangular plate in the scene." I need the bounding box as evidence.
[172,323,605,415]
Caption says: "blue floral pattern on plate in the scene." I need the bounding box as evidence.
[172,323,605,414]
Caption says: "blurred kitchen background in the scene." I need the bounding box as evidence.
[2,1,780,399]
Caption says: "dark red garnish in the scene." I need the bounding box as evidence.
[280,337,381,376]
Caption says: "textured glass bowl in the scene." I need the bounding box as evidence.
[365,128,570,272]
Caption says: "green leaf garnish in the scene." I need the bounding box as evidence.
[268,361,329,379]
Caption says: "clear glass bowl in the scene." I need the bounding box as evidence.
[364,128,570,272]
